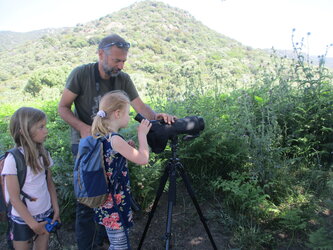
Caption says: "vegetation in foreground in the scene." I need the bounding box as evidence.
[1,46,333,249]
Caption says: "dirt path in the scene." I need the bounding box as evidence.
[130,186,227,249]
[1,186,227,250]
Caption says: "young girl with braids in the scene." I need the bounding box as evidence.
[91,90,151,249]
[1,107,60,250]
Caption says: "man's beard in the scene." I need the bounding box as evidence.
[102,60,121,77]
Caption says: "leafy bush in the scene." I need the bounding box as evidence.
[145,42,333,248]
[24,67,70,96]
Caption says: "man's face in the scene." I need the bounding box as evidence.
[101,46,128,77]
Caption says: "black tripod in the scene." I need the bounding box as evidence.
[138,136,217,250]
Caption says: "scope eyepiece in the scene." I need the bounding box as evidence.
[134,113,146,123]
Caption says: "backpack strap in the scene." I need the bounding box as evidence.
[7,149,26,190]
[7,148,35,202]
[110,132,121,138]
[94,62,100,94]
[109,132,124,143]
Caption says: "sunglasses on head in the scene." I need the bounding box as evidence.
[101,42,131,49]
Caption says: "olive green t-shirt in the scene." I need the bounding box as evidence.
[65,62,139,144]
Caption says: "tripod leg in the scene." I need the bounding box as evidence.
[138,166,169,250]
[178,166,218,250]
[164,164,177,250]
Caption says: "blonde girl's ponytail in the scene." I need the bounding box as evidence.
[91,90,130,137]
[91,109,110,137]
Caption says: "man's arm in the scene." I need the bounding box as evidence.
[58,88,91,138]
[131,97,175,124]
[131,96,156,120]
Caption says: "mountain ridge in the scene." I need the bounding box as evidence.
[0,0,330,104]
[0,28,70,51]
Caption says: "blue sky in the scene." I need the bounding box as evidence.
[0,0,332,56]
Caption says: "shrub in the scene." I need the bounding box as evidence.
[24,67,70,96]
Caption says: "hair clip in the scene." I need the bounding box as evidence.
[96,110,106,118]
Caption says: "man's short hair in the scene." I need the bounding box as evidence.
[98,34,130,50]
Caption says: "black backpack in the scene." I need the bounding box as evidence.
[0,148,33,210]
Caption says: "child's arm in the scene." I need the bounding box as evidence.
[6,175,48,235]
[112,119,152,165]
[46,169,61,223]
[127,139,135,148]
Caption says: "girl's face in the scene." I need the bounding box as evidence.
[30,119,48,143]
[119,104,130,128]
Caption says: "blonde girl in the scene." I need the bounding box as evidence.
[91,90,151,249]
[1,107,60,250]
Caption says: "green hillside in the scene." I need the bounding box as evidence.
[0,0,270,104]
[0,28,69,52]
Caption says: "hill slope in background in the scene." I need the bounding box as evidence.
[0,28,69,52]
[0,0,328,104]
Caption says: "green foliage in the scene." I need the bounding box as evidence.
[0,1,333,248]
[146,32,333,248]
[232,223,274,250]
[24,66,70,96]
[278,208,307,232]
[42,101,75,223]
[68,35,89,48]
[308,227,333,250]
[51,163,76,223]
[307,173,333,249]
[212,172,271,215]
[87,35,103,46]
[129,158,165,208]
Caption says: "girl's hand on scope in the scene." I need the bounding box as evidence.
[137,119,152,135]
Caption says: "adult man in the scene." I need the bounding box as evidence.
[58,34,174,249]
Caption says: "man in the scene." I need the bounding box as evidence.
[58,34,174,249]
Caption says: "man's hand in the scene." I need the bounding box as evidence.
[156,113,176,124]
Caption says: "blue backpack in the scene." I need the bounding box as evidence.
[73,136,109,208]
